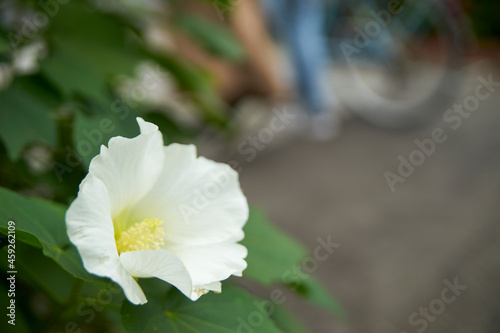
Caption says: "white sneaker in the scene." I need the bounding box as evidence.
[308,110,342,142]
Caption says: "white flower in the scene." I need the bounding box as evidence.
[66,118,248,304]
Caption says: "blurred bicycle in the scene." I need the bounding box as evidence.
[324,0,474,128]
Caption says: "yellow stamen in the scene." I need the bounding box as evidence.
[193,288,210,298]
[116,218,165,254]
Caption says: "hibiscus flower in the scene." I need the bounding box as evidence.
[66,118,248,304]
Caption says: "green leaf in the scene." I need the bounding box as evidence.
[49,2,144,78]
[121,284,283,333]
[150,52,229,127]
[175,14,246,61]
[0,242,76,304]
[41,3,146,107]
[242,208,346,318]
[142,111,193,145]
[293,277,347,320]
[73,109,140,169]
[2,226,41,249]
[40,46,110,107]
[0,76,59,160]
[0,187,107,287]
[271,305,309,333]
[242,208,307,285]
[209,0,238,12]
[0,34,9,53]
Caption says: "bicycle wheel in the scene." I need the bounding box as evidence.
[324,0,472,128]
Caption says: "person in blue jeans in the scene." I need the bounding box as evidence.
[261,0,341,140]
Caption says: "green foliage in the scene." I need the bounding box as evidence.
[242,208,308,285]
[1,241,76,303]
[470,1,500,38]
[211,0,239,12]
[0,34,9,54]
[122,284,282,333]
[270,305,309,333]
[243,207,345,318]
[0,186,343,331]
[143,111,195,145]
[0,0,343,331]
[0,76,59,160]
[0,282,31,333]
[48,2,143,78]
[0,0,237,163]
[40,46,111,107]
[175,14,246,61]
[40,2,145,106]
[293,277,347,319]
[73,109,140,169]
[151,52,229,127]
[0,187,107,287]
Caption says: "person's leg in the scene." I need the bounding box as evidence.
[230,0,287,100]
[286,0,329,114]
[287,0,341,140]
[261,0,341,140]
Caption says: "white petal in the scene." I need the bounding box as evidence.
[136,117,158,134]
[88,117,165,224]
[190,281,221,301]
[170,242,248,288]
[200,281,222,293]
[128,144,249,246]
[66,175,147,305]
[120,250,193,298]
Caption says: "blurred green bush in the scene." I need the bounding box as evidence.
[469,0,500,38]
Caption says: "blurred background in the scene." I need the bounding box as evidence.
[1,0,499,332]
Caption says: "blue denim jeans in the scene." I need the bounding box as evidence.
[261,0,330,114]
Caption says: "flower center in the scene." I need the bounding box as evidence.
[116,218,165,254]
